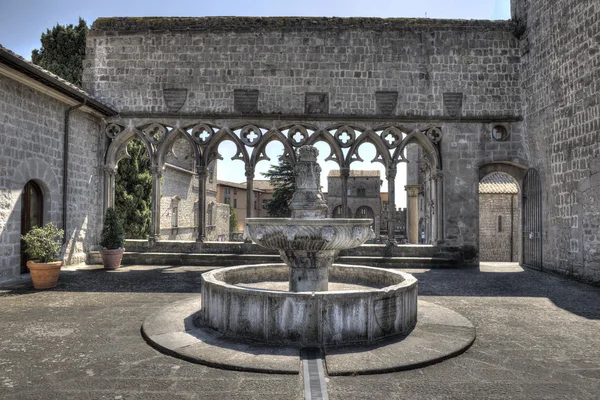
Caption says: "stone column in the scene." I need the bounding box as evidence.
[149,164,163,245]
[386,166,397,244]
[340,167,350,217]
[433,170,444,244]
[245,166,254,219]
[103,165,117,211]
[196,165,207,243]
[405,184,420,244]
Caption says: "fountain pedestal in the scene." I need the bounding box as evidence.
[280,250,336,292]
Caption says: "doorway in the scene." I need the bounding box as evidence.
[20,180,43,273]
[522,168,542,269]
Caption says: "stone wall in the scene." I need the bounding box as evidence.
[479,193,519,262]
[515,0,600,283]
[0,74,104,283]
[84,17,521,117]
[83,16,525,265]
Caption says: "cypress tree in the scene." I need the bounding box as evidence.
[263,159,295,217]
[115,140,152,239]
[31,18,88,87]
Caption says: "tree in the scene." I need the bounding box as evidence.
[115,140,152,239]
[227,200,238,233]
[31,18,88,87]
[263,159,295,217]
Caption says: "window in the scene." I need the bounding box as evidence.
[357,188,366,197]
[498,215,502,232]
[262,199,269,209]
[347,189,351,196]
[233,199,237,208]
[254,201,257,210]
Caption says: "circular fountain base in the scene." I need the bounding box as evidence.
[142,296,476,375]
[200,264,418,347]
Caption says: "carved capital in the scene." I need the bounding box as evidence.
[340,167,350,179]
[103,165,117,176]
[196,165,208,177]
[432,170,444,180]
[405,184,420,197]
[245,166,255,179]
[149,165,163,178]
[386,166,397,180]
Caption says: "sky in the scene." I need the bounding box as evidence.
[0,0,511,208]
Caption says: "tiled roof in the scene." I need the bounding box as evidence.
[250,180,275,191]
[217,179,274,192]
[328,170,381,178]
[0,44,117,116]
[479,172,518,194]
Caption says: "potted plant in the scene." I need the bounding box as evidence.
[99,207,125,270]
[21,222,64,289]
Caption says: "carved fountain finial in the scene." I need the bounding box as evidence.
[289,145,328,219]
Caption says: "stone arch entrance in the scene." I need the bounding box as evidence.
[355,205,375,231]
[103,119,443,245]
[478,172,520,262]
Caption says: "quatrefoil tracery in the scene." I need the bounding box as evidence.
[239,125,263,147]
[334,126,356,148]
[143,123,167,144]
[191,124,215,144]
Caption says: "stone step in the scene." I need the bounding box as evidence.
[88,251,456,268]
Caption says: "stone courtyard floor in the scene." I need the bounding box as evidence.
[0,262,599,399]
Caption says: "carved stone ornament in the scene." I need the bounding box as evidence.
[163,88,188,112]
[305,92,329,114]
[234,89,259,114]
[426,127,443,143]
[191,124,214,144]
[375,91,398,115]
[239,124,262,147]
[443,92,463,117]
[105,123,123,139]
[143,123,167,144]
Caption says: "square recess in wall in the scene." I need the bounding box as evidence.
[443,92,463,117]
[305,93,329,114]
[234,89,259,114]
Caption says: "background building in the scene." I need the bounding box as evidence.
[217,179,274,232]
[326,170,382,239]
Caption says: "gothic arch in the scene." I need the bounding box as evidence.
[156,127,201,170]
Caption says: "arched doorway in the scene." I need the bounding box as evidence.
[478,172,520,262]
[522,168,542,269]
[20,180,43,273]
[355,205,375,230]
[332,205,351,218]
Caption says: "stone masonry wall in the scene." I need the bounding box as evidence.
[0,74,104,283]
[84,17,521,117]
[479,193,519,262]
[515,0,600,282]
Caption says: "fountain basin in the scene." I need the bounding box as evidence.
[244,218,374,251]
[200,263,418,347]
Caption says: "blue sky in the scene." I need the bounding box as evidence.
[0,0,511,207]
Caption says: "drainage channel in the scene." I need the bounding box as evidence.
[301,348,329,400]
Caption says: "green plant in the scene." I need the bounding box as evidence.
[21,222,64,263]
[100,207,125,249]
[263,158,295,217]
[227,200,238,233]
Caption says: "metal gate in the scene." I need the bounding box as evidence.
[522,168,542,269]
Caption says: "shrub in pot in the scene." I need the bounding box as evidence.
[21,222,64,289]
[99,207,125,270]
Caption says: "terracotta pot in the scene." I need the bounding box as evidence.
[27,260,63,289]
[100,249,124,270]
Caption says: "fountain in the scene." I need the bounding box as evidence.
[142,145,474,374]
[199,146,418,346]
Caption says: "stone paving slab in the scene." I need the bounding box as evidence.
[143,296,474,376]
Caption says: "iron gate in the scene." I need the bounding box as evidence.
[522,168,542,269]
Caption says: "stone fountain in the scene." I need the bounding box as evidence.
[143,145,475,374]
[199,145,418,346]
